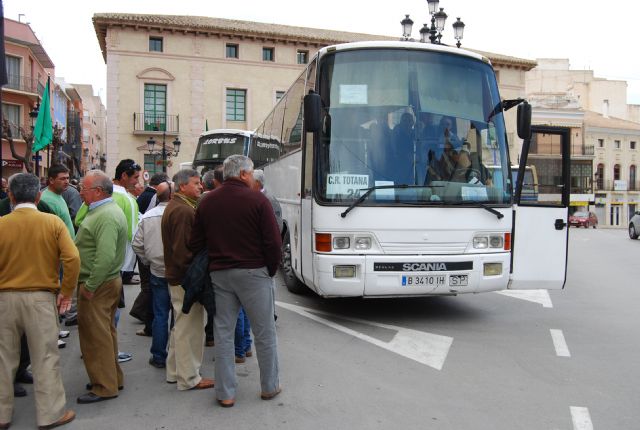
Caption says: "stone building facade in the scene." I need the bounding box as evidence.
[93,13,536,178]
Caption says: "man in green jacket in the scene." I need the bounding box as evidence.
[40,164,75,239]
[75,170,128,404]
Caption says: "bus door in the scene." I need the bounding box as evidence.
[510,126,570,290]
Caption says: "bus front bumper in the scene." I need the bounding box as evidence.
[313,253,511,297]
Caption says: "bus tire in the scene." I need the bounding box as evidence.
[281,232,307,294]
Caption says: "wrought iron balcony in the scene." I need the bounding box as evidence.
[4,74,43,95]
[133,113,179,134]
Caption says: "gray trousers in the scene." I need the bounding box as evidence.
[211,267,279,401]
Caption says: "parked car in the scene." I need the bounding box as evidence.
[629,212,640,239]
[569,211,598,228]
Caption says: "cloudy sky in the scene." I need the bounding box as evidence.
[4,0,639,106]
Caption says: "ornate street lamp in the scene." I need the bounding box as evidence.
[29,103,40,173]
[402,0,464,47]
[452,17,465,48]
[145,132,180,173]
[401,15,414,41]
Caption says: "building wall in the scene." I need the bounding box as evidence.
[105,27,311,177]
[101,18,532,178]
[2,19,54,179]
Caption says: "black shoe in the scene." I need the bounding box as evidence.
[77,392,117,404]
[86,383,123,391]
[64,315,78,327]
[148,358,166,369]
[15,370,33,384]
[14,383,27,397]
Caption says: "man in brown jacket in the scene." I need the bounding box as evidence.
[0,173,80,429]
[161,169,213,391]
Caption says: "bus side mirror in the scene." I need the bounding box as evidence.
[304,93,322,133]
[517,101,532,140]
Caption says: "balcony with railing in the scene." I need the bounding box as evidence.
[133,113,179,135]
[4,74,43,96]
[594,179,639,192]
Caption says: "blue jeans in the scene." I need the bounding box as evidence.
[150,273,171,363]
[234,307,252,357]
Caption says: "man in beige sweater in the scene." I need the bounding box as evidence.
[0,173,80,430]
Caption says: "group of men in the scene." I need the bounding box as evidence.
[0,154,283,428]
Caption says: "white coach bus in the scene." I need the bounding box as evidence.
[251,41,570,297]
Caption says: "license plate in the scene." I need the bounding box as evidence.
[449,274,468,286]
[401,275,446,287]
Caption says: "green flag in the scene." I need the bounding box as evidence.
[32,76,53,152]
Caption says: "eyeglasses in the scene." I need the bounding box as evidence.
[80,186,103,192]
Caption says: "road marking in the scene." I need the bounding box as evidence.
[570,406,593,430]
[550,329,571,357]
[276,301,453,370]
[494,289,553,308]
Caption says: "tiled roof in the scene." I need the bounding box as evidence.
[584,111,640,131]
[92,13,536,69]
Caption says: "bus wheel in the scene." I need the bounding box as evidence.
[281,232,307,294]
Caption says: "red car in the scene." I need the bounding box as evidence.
[569,211,598,228]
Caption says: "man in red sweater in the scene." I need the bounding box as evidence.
[190,155,282,407]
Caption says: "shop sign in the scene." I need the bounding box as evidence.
[1,159,24,168]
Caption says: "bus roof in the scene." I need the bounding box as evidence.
[318,41,489,65]
[199,128,254,138]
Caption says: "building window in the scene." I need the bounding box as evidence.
[149,37,163,52]
[613,164,621,181]
[2,103,20,138]
[5,55,20,89]
[144,83,167,131]
[226,89,246,121]
[631,141,637,150]
[275,91,285,103]
[226,44,239,59]
[595,163,604,190]
[630,165,637,191]
[614,140,621,149]
[262,47,275,62]
[297,50,309,64]
[597,138,604,148]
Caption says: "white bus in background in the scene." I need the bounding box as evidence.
[251,41,570,298]
[192,129,253,173]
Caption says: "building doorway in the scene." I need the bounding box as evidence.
[610,205,621,226]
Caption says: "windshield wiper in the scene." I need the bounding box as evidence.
[340,184,438,218]
[478,203,504,219]
[424,200,504,219]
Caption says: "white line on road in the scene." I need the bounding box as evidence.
[570,406,593,430]
[550,329,571,357]
[494,289,553,308]
[276,301,453,370]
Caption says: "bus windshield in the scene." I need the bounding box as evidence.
[193,131,250,172]
[316,48,511,205]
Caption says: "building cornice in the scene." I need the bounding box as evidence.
[92,13,536,71]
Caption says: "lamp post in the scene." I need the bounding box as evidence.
[29,103,40,175]
[405,0,465,47]
[146,131,180,173]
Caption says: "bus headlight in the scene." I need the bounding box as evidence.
[354,237,372,250]
[484,263,502,276]
[472,233,509,251]
[473,237,489,249]
[332,237,350,249]
[334,265,357,278]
